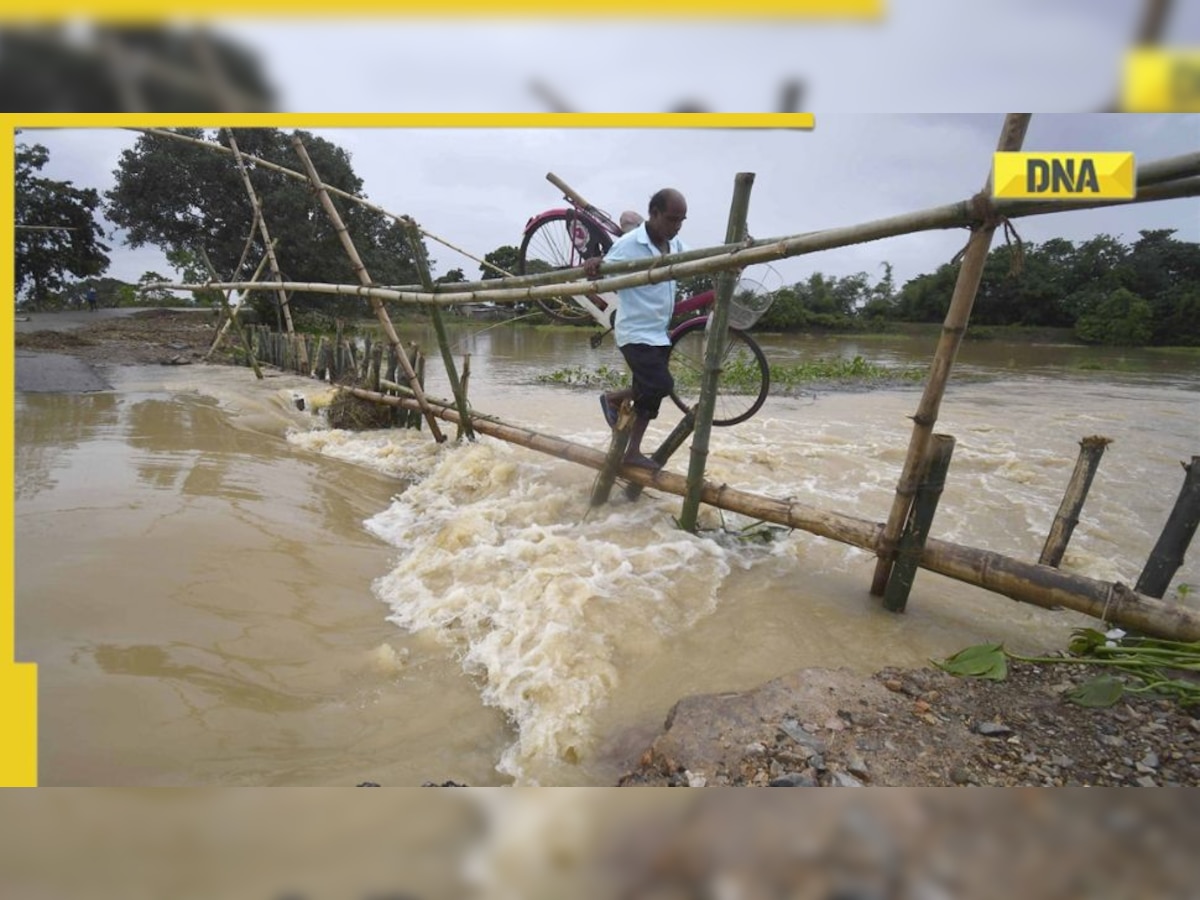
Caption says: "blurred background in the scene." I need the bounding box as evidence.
[0,0,1196,113]
[1,789,1198,899]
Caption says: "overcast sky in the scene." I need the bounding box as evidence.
[20,114,1199,294]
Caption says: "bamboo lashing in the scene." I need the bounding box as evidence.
[290,134,445,443]
[870,113,1032,597]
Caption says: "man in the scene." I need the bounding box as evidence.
[583,188,688,470]
[86,287,97,312]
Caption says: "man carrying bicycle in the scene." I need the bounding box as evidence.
[583,188,688,471]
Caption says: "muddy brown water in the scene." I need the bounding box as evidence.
[14,324,1200,785]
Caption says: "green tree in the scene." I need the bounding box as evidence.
[480,246,520,279]
[1075,288,1154,346]
[15,142,111,308]
[436,268,466,284]
[106,127,420,320]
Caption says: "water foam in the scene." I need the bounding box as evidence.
[359,439,732,784]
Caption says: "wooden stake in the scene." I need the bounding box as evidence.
[883,434,956,613]
[591,403,637,506]
[1039,436,1113,568]
[402,217,475,441]
[197,246,263,380]
[1135,456,1200,599]
[290,133,445,442]
[680,172,755,532]
[624,414,696,502]
[871,113,1032,597]
[224,130,307,369]
[343,385,1200,642]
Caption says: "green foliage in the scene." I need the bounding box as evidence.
[1074,287,1154,345]
[932,643,1008,681]
[481,246,520,279]
[106,127,421,319]
[15,142,111,307]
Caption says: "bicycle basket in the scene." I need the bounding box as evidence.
[727,274,777,330]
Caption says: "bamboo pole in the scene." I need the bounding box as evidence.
[1135,456,1200,599]
[625,414,696,502]
[224,129,306,368]
[153,172,1200,308]
[883,435,956,613]
[137,128,1200,299]
[590,403,637,506]
[342,385,1200,642]
[402,217,475,442]
[1039,436,1113,568]
[204,243,274,363]
[135,128,505,279]
[870,113,1032,597]
[197,247,263,380]
[290,134,446,443]
[680,172,755,533]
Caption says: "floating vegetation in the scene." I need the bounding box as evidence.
[537,355,925,394]
[326,383,395,430]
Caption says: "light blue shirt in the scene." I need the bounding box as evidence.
[605,223,688,347]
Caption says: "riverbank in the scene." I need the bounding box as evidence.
[15,309,1200,787]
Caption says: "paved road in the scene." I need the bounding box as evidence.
[14,306,203,335]
[14,307,209,393]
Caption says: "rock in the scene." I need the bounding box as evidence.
[950,766,972,785]
[975,721,1013,737]
[1136,775,1159,788]
[768,773,816,787]
[830,771,865,787]
[685,770,708,787]
[847,754,871,779]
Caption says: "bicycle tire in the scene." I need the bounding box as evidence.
[668,319,770,427]
[518,210,613,324]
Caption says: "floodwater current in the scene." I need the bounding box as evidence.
[15,323,1200,785]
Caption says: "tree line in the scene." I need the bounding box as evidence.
[743,230,1200,346]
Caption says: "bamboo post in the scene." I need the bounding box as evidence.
[624,414,696,502]
[870,113,1032,597]
[680,172,756,533]
[205,243,274,363]
[343,385,1200,642]
[290,133,445,443]
[590,402,637,506]
[370,342,383,393]
[197,247,263,380]
[402,217,475,441]
[883,434,956,613]
[1135,456,1200,598]
[224,129,307,369]
[1039,436,1113,567]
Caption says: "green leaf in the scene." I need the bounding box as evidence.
[933,643,1008,681]
[1067,675,1125,708]
[1068,628,1108,656]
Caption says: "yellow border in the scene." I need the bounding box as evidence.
[7,0,881,21]
[16,113,815,130]
[3,111,814,787]
[2,122,36,787]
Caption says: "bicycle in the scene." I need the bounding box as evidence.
[517,173,773,427]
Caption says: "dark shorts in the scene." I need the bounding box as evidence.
[620,343,674,419]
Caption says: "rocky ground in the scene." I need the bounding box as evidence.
[18,309,1200,788]
[617,661,1200,788]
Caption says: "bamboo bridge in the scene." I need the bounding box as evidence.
[146,116,1200,642]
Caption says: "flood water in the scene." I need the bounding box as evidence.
[15,323,1200,785]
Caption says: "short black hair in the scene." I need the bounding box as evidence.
[648,188,675,215]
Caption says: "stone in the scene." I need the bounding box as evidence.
[768,772,817,787]
[975,721,1013,737]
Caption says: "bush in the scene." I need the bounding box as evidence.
[1074,288,1153,346]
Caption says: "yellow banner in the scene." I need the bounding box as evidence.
[2,0,882,20]
[1122,49,1200,113]
[992,152,1136,201]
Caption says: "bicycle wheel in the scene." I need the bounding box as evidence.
[518,211,612,324]
[668,319,770,427]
